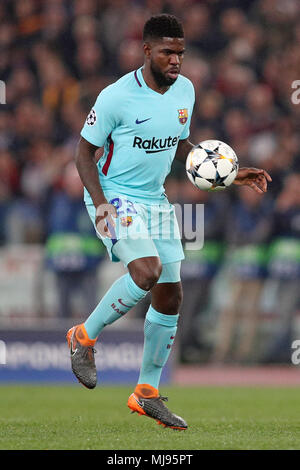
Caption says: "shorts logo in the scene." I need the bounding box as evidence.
[120,216,133,227]
[178,108,188,125]
[86,108,97,126]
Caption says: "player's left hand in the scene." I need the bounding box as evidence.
[233,167,272,194]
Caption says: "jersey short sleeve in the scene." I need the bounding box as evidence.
[81,86,119,147]
[179,80,195,140]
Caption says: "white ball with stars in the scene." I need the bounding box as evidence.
[186,140,239,191]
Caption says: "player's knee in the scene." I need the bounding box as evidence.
[130,258,162,291]
[138,265,162,291]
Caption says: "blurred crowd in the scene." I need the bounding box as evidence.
[0,0,300,363]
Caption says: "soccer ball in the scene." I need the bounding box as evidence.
[186,140,239,191]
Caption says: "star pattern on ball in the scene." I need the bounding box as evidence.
[186,140,239,191]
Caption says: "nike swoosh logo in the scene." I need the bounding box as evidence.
[70,332,78,357]
[134,395,145,408]
[135,118,151,124]
[118,298,131,308]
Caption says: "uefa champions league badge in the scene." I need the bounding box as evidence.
[178,108,188,124]
[86,108,97,126]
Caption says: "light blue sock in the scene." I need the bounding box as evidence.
[84,273,147,339]
[138,305,179,390]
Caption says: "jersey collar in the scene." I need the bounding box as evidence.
[135,67,174,96]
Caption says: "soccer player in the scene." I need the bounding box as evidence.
[66,14,271,430]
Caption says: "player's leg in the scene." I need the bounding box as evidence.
[82,199,161,340]
[66,199,161,388]
[128,262,188,430]
[67,238,162,389]
[83,256,161,340]
[137,279,182,388]
[82,235,163,337]
[138,205,183,390]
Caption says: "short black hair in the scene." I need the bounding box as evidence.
[143,14,184,42]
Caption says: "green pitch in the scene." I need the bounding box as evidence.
[0,385,299,450]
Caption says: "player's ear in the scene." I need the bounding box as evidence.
[143,42,152,58]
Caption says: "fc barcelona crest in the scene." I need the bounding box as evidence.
[178,108,188,125]
[120,216,133,227]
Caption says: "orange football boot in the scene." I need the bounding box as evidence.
[66,324,97,389]
[127,384,188,430]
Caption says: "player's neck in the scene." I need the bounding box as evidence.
[141,67,169,95]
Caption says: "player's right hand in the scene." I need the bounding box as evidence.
[95,203,118,238]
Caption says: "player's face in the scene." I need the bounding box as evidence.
[147,37,185,87]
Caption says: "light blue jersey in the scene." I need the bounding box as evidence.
[81,66,195,205]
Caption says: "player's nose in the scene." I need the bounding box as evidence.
[169,53,180,65]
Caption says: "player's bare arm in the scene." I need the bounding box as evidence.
[75,137,117,237]
[174,138,194,162]
[233,167,272,194]
[176,139,272,194]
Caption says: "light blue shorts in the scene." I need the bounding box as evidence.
[85,194,184,267]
